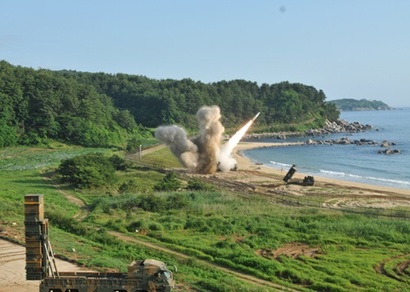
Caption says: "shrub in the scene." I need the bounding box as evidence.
[187,178,214,191]
[184,217,208,230]
[138,195,166,212]
[57,153,116,188]
[153,171,181,191]
[166,194,188,209]
[126,137,143,152]
[278,268,312,285]
[119,180,138,193]
[109,154,128,170]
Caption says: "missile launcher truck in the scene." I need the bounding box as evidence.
[24,194,175,292]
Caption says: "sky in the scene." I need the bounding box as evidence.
[1,0,409,107]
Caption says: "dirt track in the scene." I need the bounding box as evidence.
[0,238,94,292]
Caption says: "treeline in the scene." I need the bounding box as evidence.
[0,60,339,147]
[57,70,339,129]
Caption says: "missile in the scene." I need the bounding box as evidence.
[251,112,260,122]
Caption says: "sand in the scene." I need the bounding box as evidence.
[234,141,410,196]
[0,238,95,292]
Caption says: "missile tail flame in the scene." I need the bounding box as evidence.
[217,113,260,172]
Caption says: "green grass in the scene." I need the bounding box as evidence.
[137,146,182,169]
[82,190,410,291]
[1,145,410,291]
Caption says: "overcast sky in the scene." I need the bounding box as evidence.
[1,0,409,107]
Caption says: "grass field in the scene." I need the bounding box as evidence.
[1,145,409,291]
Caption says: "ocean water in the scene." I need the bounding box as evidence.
[244,108,410,189]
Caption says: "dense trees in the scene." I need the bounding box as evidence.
[0,60,339,147]
[328,98,392,111]
[57,71,339,129]
[0,61,147,147]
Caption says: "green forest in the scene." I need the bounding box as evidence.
[0,60,339,148]
[328,98,392,111]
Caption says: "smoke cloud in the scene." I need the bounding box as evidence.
[155,105,254,174]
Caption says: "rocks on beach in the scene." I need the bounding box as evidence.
[245,119,401,155]
[245,119,373,140]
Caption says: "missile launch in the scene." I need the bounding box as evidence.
[218,111,260,171]
[252,112,260,122]
[156,106,261,174]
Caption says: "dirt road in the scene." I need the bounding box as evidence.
[0,238,94,292]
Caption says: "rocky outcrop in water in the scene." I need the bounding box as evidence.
[305,119,373,136]
[304,137,400,154]
[305,137,378,146]
[378,148,401,154]
[244,119,402,155]
[245,119,373,140]
[380,140,396,148]
[378,140,400,154]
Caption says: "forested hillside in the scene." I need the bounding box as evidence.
[0,61,147,148]
[57,70,339,129]
[0,61,339,147]
[328,98,392,111]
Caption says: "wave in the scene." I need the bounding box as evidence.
[319,169,410,187]
[364,176,410,186]
[319,169,361,178]
[270,161,293,168]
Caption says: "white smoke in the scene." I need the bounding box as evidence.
[217,119,254,172]
[155,105,255,174]
[154,125,199,169]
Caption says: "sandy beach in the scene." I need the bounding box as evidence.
[233,141,410,197]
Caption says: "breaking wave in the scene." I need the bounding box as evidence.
[266,159,410,189]
[270,161,293,169]
[319,169,410,188]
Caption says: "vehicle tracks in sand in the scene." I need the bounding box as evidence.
[374,253,410,283]
[0,239,40,292]
[0,238,96,292]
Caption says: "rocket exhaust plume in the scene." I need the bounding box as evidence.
[217,113,259,172]
[252,112,260,121]
[155,106,259,174]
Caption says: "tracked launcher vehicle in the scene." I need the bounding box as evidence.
[24,194,175,292]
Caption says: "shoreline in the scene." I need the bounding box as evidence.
[234,141,410,196]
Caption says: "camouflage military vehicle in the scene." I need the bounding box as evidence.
[24,194,175,292]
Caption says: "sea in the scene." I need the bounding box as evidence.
[243,108,410,190]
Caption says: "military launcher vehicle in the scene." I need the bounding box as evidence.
[24,194,175,292]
